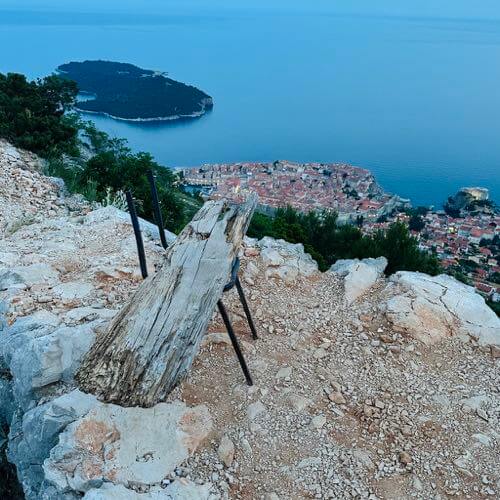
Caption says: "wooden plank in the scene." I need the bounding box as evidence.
[76,194,257,407]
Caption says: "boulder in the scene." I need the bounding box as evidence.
[83,480,214,499]
[1,310,61,368]
[84,206,176,245]
[382,272,500,346]
[257,237,318,282]
[52,282,94,301]
[330,257,387,304]
[217,434,235,467]
[7,390,98,499]
[2,312,96,409]
[62,307,117,326]
[0,263,59,290]
[9,324,96,408]
[44,401,213,494]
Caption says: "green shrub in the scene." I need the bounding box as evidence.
[248,207,441,275]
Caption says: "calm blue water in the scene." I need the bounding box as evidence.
[1,4,499,206]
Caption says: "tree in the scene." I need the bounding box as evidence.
[0,72,78,157]
[248,207,441,275]
[443,197,461,218]
[80,149,190,233]
[409,214,425,232]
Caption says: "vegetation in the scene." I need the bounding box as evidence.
[45,122,201,233]
[58,61,213,120]
[487,300,500,317]
[0,71,201,233]
[248,207,441,275]
[444,191,497,218]
[0,72,78,156]
[408,214,425,232]
[443,196,461,218]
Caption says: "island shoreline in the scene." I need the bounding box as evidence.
[74,105,210,122]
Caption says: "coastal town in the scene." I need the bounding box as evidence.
[181,162,499,304]
[368,206,500,302]
[180,161,409,222]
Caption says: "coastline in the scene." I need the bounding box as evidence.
[74,106,209,123]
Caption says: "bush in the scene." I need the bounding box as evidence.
[77,127,198,233]
[487,300,500,317]
[0,72,79,157]
[248,207,441,275]
[409,214,425,232]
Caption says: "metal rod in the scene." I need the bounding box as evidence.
[126,190,148,279]
[147,170,168,250]
[235,277,258,340]
[217,300,253,386]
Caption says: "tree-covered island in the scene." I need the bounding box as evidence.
[57,60,213,121]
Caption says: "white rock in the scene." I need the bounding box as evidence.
[461,394,490,411]
[9,324,95,404]
[276,366,292,379]
[201,332,231,347]
[0,263,59,290]
[287,393,311,412]
[44,400,213,493]
[7,390,98,498]
[85,206,176,245]
[382,272,500,346]
[63,307,117,325]
[258,237,318,282]
[247,400,266,421]
[218,434,235,467]
[310,414,326,429]
[83,479,213,499]
[52,281,93,300]
[472,433,492,447]
[330,257,387,304]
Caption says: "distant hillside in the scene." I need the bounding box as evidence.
[57,60,213,121]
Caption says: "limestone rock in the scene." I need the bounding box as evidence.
[258,237,318,282]
[7,390,98,499]
[83,480,213,499]
[44,401,213,493]
[287,393,311,412]
[62,307,117,326]
[84,206,176,246]
[52,282,93,300]
[329,257,387,304]
[218,434,235,467]
[310,414,326,429]
[12,324,95,404]
[382,272,500,346]
[247,401,266,421]
[0,310,61,368]
[0,263,59,290]
[201,332,231,347]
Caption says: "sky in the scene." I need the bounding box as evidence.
[3,0,500,20]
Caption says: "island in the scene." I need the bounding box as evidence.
[57,60,213,121]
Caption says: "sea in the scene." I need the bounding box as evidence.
[1,2,500,207]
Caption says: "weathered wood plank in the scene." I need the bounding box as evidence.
[76,194,257,407]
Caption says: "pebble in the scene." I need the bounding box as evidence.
[310,415,327,429]
[399,451,412,465]
[217,435,235,468]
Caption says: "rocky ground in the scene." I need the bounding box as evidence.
[0,142,499,500]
